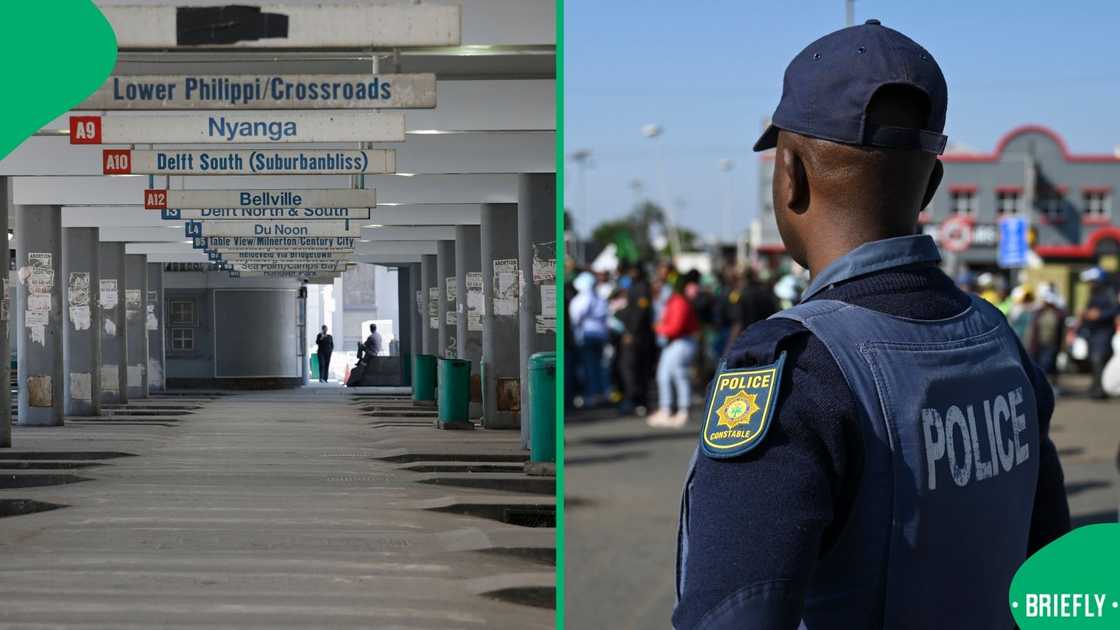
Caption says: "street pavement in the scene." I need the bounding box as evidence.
[565,373,1120,629]
[0,388,553,629]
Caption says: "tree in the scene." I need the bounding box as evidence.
[589,200,700,262]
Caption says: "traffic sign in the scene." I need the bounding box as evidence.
[71,111,405,144]
[939,216,973,253]
[186,220,363,238]
[998,216,1029,268]
[163,208,372,221]
[146,188,376,210]
[197,235,358,250]
[78,74,436,110]
[104,149,395,175]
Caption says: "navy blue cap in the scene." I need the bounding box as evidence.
[753,19,948,155]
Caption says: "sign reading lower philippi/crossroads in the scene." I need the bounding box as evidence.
[78,74,436,110]
[72,111,405,145]
[144,188,376,210]
[101,149,394,175]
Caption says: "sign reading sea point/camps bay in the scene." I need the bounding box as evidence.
[72,111,404,145]
[101,149,394,175]
[144,189,376,211]
[77,74,436,110]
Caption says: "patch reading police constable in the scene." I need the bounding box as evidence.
[701,352,785,458]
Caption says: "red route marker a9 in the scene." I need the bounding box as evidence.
[144,189,168,210]
[69,116,101,144]
[102,149,131,174]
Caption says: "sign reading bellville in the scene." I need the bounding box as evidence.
[78,74,436,110]
[101,149,395,176]
[71,111,405,144]
[143,188,376,211]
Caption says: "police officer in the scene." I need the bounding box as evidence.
[674,21,1070,629]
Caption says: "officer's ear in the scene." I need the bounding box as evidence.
[920,159,944,211]
[779,146,809,213]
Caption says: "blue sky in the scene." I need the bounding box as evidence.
[564,0,1120,240]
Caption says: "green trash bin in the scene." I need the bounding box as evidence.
[412,354,437,402]
[528,352,556,463]
[437,357,472,427]
[309,353,319,379]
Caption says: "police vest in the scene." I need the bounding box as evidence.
[776,295,1040,629]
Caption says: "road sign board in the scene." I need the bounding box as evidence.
[104,149,395,175]
[78,74,436,110]
[100,4,461,49]
[164,208,371,221]
[196,235,358,250]
[213,250,354,261]
[145,188,376,210]
[939,216,973,253]
[187,220,363,238]
[72,111,405,145]
[998,216,1029,268]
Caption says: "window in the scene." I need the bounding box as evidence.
[950,190,976,215]
[169,300,195,326]
[170,328,194,352]
[1042,194,1064,220]
[995,190,1022,215]
[1083,190,1111,219]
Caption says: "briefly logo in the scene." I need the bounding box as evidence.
[700,352,786,459]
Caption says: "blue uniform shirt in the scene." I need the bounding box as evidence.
[674,236,1070,629]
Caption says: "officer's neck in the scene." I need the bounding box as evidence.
[804,224,914,278]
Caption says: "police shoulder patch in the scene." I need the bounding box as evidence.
[700,351,787,459]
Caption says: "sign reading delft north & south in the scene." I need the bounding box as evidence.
[78,74,436,110]
[102,149,394,175]
[72,111,404,145]
[144,188,375,211]
[164,208,372,221]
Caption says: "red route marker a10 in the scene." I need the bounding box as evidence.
[102,149,131,174]
[69,116,101,144]
[144,189,168,210]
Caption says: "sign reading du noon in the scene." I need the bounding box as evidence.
[101,149,394,175]
[77,74,436,110]
[186,220,363,238]
[72,111,405,145]
[144,188,376,210]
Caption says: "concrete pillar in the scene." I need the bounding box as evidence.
[99,242,127,404]
[480,203,519,430]
[146,263,165,392]
[436,240,456,358]
[125,255,148,399]
[0,179,12,444]
[298,283,308,385]
[15,205,64,426]
[420,254,436,355]
[455,225,482,417]
[396,267,412,386]
[408,264,421,365]
[62,228,101,416]
[518,174,557,448]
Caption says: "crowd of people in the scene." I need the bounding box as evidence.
[565,258,1120,424]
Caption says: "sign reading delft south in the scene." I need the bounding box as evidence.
[78,74,437,110]
[186,220,362,238]
[72,111,404,145]
[102,149,394,175]
[144,188,376,211]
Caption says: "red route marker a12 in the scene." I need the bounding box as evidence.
[69,116,101,144]
[144,189,168,210]
[102,149,131,174]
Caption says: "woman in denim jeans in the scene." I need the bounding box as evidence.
[648,272,700,428]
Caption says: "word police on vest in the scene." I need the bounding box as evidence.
[922,387,1031,489]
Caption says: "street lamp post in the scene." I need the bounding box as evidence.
[718,159,735,248]
[570,149,592,264]
[642,123,681,259]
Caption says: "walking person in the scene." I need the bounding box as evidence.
[649,272,700,428]
[1079,268,1120,400]
[569,271,611,407]
[1030,284,1066,394]
[315,325,334,383]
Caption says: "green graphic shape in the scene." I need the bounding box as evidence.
[1010,523,1120,628]
[0,2,117,160]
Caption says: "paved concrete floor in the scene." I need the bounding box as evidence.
[0,388,553,629]
[565,374,1120,629]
